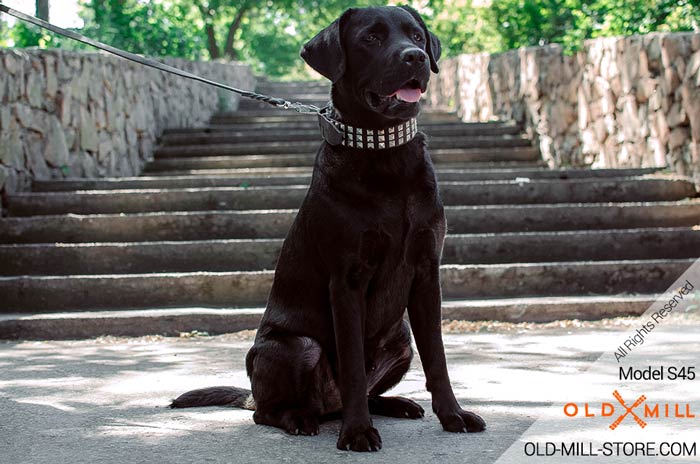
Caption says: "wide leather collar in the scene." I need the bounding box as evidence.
[317,104,418,150]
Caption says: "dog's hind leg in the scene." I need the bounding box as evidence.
[246,334,337,435]
[366,320,425,419]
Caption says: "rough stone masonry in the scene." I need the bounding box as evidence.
[427,32,700,186]
[0,49,254,195]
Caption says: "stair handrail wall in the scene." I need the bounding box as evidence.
[426,32,700,187]
[0,48,255,196]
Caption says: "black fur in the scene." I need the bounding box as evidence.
[172,6,485,451]
[170,386,253,410]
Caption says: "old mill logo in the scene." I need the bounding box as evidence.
[564,390,696,430]
[609,391,647,430]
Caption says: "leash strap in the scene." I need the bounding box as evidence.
[0,3,321,115]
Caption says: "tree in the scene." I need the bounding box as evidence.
[78,0,207,59]
[5,0,700,76]
[36,0,50,21]
[488,0,584,50]
[588,0,700,37]
[424,0,503,55]
[487,0,700,52]
[195,0,252,60]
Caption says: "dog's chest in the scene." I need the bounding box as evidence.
[363,191,443,326]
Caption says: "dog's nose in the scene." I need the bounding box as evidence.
[400,47,427,64]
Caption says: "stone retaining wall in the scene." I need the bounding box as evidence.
[0,49,254,194]
[427,33,700,183]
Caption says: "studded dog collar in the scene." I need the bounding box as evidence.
[317,104,418,150]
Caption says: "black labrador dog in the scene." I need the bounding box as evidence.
[171,5,485,452]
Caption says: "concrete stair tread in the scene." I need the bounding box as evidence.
[2,228,698,275]
[0,294,655,320]
[153,144,539,158]
[453,225,700,236]
[31,167,666,191]
[140,165,655,177]
[212,109,462,117]
[12,177,697,197]
[3,224,698,245]
[207,113,493,125]
[163,121,521,134]
[145,154,545,171]
[147,160,547,174]
[7,199,699,220]
[3,258,691,277]
[4,200,700,243]
[0,259,694,314]
[158,132,531,146]
[160,129,527,139]
[144,166,312,176]
[0,294,661,339]
[160,124,523,139]
[8,177,696,216]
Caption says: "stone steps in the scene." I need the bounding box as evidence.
[30,167,663,191]
[7,177,696,216]
[146,160,549,176]
[0,259,692,313]
[159,132,531,147]
[163,120,521,135]
[144,150,543,171]
[3,201,699,244]
[208,110,473,125]
[1,78,699,339]
[154,142,537,158]
[2,228,699,276]
[0,294,658,340]
[159,124,523,143]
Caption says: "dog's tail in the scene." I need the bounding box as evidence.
[170,386,255,410]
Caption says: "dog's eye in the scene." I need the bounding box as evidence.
[366,34,379,43]
[413,32,423,42]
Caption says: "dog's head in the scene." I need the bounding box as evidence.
[301,6,441,124]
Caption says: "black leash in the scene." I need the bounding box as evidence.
[0,3,345,143]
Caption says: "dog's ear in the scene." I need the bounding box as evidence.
[400,5,442,73]
[300,9,355,83]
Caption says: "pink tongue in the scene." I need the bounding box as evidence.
[391,87,422,103]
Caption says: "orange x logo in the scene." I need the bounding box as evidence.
[609,390,647,430]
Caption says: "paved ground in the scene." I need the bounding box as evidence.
[0,318,694,464]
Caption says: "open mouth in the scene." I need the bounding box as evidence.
[367,78,425,107]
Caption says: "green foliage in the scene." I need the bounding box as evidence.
[489,0,580,49]
[78,0,207,59]
[1,0,699,76]
[3,19,76,49]
[8,21,44,48]
[488,0,700,52]
[589,0,700,36]
[423,0,503,55]
[245,0,386,77]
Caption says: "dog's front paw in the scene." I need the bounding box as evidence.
[337,423,382,452]
[439,409,486,433]
[280,409,320,436]
[369,396,425,419]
